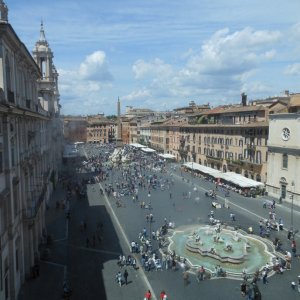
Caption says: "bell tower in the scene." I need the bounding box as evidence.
[0,0,8,23]
[32,21,53,80]
[32,21,57,114]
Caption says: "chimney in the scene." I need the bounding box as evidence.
[241,93,247,106]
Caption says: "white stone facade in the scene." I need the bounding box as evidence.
[266,113,300,206]
[0,2,62,299]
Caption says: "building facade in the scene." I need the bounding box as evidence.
[150,104,270,183]
[0,3,62,299]
[266,113,300,207]
[86,115,116,144]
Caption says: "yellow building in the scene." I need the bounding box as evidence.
[86,115,116,143]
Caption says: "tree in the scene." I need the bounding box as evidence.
[106,115,117,120]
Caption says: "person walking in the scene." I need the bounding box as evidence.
[116,271,122,287]
[183,270,189,286]
[291,239,297,257]
[144,289,151,299]
[123,269,128,285]
[160,290,168,300]
[262,268,268,284]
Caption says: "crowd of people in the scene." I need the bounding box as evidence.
[70,142,299,299]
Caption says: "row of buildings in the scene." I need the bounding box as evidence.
[0,2,62,299]
[63,93,300,208]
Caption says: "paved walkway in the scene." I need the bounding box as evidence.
[18,185,67,300]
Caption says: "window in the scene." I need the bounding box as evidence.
[282,154,288,169]
[256,151,262,164]
[257,138,262,146]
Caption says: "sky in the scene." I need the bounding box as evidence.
[6,0,300,115]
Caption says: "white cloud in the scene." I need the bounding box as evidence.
[133,58,173,79]
[284,63,300,76]
[78,51,113,81]
[186,27,280,75]
[59,50,114,115]
[128,26,283,110]
[123,89,151,101]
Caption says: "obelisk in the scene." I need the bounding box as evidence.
[116,97,123,148]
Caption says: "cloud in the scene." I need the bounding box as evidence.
[59,50,114,115]
[186,27,280,75]
[123,89,151,101]
[284,63,300,76]
[128,26,282,109]
[133,58,173,79]
[78,51,113,81]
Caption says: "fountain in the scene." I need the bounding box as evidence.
[168,224,276,278]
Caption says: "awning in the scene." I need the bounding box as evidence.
[159,153,176,159]
[183,162,221,178]
[220,172,264,188]
[130,143,146,148]
[141,147,156,153]
[183,162,263,188]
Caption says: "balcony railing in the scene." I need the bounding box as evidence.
[206,155,223,161]
[226,159,243,166]
[240,159,262,166]
[247,144,256,151]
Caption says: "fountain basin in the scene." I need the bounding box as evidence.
[168,224,276,277]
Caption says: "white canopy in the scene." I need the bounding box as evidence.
[183,162,222,178]
[183,162,263,188]
[141,147,156,153]
[130,143,146,148]
[220,172,264,188]
[159,153,176,159]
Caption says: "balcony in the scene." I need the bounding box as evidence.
[240,159,262,167]
[247,143,256,151]
[226,159,243,166]
[206,155,223,162]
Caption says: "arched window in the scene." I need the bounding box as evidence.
[244,170,249,178]
[282,154,288,169]
[256,174,261,182]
